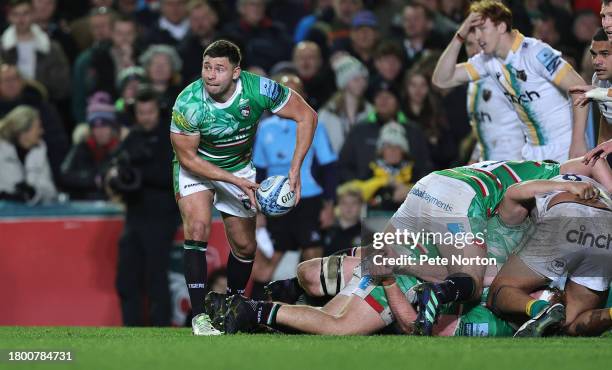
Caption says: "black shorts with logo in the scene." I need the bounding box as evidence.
[266,196,323,251]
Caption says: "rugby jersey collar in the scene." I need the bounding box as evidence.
[202,78,243,109]
[504,30,524,63]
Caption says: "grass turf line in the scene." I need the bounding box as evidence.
[0,327,611,370]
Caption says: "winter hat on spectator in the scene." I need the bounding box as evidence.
[352,10,378,28]
[116,66,147,92]
[87,91,117,127]
[377,121,409,153]
[332,54,369,89]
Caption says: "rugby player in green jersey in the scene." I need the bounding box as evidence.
[169,40,317,335]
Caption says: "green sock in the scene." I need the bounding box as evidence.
[526,300,549,318]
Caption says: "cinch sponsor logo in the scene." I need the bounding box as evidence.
[184,183,205,189]
[566,225,612,249]
[504,90,541,104]
[470,111,492,124]
[408,187,454,212]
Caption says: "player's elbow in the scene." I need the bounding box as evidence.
[309,108,318,128]
[432,76,456,90]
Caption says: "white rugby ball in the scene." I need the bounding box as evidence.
[256,175,296,217]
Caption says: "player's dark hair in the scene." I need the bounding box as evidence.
[593,27,609,42]
[203,40,242,67]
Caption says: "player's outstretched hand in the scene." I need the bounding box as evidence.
[565,181,599,200]
[288,168,302,205]
[457,12,484,38]
[583,139,612,165]
[236,178,259,211]
[569,85,595,107]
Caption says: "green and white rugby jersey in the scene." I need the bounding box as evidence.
[435,160,560,217]
[170,71,291,172]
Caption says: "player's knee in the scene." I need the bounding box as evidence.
[297,259,322,296]
[184,219,210,241]
[231,237,257,256]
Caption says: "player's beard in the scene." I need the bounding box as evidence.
[206,79,236,102]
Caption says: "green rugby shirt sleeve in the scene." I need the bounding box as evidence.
[170,109,199,136]
[257,76,292,113]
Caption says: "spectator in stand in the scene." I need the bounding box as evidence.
[144,0,190,46]
[109,87,180,327]
[220,0,292,72]
[293,41,336,110]
[331,10,380,73]
[178,0,219,84]
[339,80,433,184]
[402,68,456,170]
[318,54,374,154]
[69,1,115,51]
[571,10,600,52]
[89,15,139,98]
[439,0,467,28]
[138,45,182,114]
[326,0,362,45]
[369,40,406,98]
[114,0,156,30]
[341,121,415,212]
[0,63,69,180]
[32,0,78,63]
[1,0,70,102]
[114,66,148,126]
[72,6,115,123]
[398,2,450,69]
[0,105,57,204]
[322,187,363,256]
[533,14,562,49]
[293,0,333,43]
[60,92,120,200]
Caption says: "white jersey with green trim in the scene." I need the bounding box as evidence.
[463,31,572,150]
[592,73,612,125]
[467,78,524,161]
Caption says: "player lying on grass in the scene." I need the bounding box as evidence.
[220,158,611,335]
[488,174,612,337]
[257,157,612,335]
[222,214,528,336]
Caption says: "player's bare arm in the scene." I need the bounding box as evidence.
[170,132,258,205]
[561,156,612,192]
[498,180,598,225]
[432,12,483,89]
[557,69,590,158]
[274,90,318,204]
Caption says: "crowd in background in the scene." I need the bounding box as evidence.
[0,0,606,324]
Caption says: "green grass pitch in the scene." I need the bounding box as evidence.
[1,327,611,370]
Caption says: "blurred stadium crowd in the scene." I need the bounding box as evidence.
[0,0,606,326]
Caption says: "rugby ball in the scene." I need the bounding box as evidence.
[256,175,296,217]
